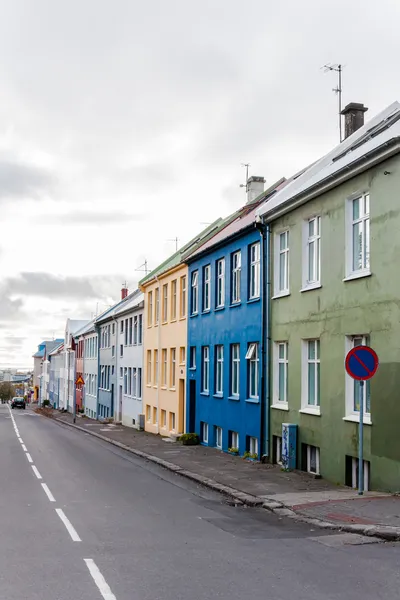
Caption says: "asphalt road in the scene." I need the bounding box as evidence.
[2,405,400,600]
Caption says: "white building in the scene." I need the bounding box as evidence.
[59,319,89,411]
[74,320,98,419]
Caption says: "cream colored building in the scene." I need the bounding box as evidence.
[140,221,223,437]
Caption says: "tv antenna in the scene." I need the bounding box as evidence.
[322,63,343,142]
[167,237,179,252]
[135,260,149,276]
[239,163,250,192]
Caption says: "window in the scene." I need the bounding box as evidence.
[179,346,186,364]
[121,320,124,333]
[154,350,158,385]
[169,412,176,431]
[231,251,241,303]
[302,339,320,411]
[133,316,138,345]
[171,280,177,320]
[137,368,142,398]
[249,242,261,299]
[120,366,123,379]
[275,230,289,294]
[128,367,132,395]
[230,431,239,450]
[215,426,222,449]
[304,444,320,475]
[191,271,199,314]
[202,346,209,393]
[162,284,168,322]
[180,276,186,317]
[111,345,115,358]
[161,349,167,387]
[216,258,225,308]
[274,436,282,465]
[153,407,157,424]
[345,335,371,422]
[155,288,160,325]
[348,193,370,275]
[201,422,208,444]
[246,343,259,399]
[123,368,127,394]
[203,265,211,311]
[305,216,321,286]
[147,350,152,385]
[170,348,176,388]
[148,292,153,326]
[112,323,115,335]
[273,342,288,406]
[146,405,151,421]
[120,344,123,358]
[138,314,143,344]
[215,345,224,395]
[231,344,240,397]
[190,346,196,369]
[161,409,167,428]
[132,368,137,397]
[124,319,128,345]
[249,436,258,456]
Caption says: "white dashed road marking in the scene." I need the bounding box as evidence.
[84,559,117,599]
[55,509,81,542]
[31,465,42,480]
[26,453,33,463]
[41,483,56,502]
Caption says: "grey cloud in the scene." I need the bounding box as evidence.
[0,296,25,321]
[0,160,55,201]
[39,211,147,226]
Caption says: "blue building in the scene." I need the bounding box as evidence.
[185,177,285,459]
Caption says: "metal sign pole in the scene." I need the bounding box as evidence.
[358,380,364,495]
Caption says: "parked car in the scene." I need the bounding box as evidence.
[11,397,26,410]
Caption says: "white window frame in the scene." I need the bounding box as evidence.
[162,284,168,323]
[231,343,240,397]
[215,345,224,395]
[190,346,196,369]
[246,343,259,399]
[274,230,289,296]
[215,426,222,449]
[171,279,177,320]
[170,347,176,389]
[231,251,241,304]
[202,422,208,444]
[301,339,320,415]
[216,258,225,308]
[302,216,321,290]
[344,335,371,424]
[249,242,261,299]
[306,444,320,475]
[180,276,186,318]
[351,457,370,491]
[155,287,160,325]
[147,350,152,385]
[146,405,151,422]
[137,368,142,399]
[275,436,282,465]
[170,411,176,432]
[148,292,153,326]
[161,409,167,428]
[191,271,199,315]
[202,346,209,393]
[162,349,167,387]
[231,431,239,450]
[345,192,370,279]
[272,341,288,409]
[249,436,258,456]
[203,265,211,311]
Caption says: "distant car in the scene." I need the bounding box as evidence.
[11,397,26,410]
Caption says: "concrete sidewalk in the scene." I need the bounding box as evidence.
[38,408,400,541]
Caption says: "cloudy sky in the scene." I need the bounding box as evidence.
[0,0,399,368]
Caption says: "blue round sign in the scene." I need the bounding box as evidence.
[345,346,379,381]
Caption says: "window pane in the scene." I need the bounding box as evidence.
[278,343,285,359]
[308,240,315,280]
[354,379,360,412]
[280,232,287,251]
[353,197,360,220]
[366,381,371,413]
[308,363,315,405]
[308,219,315,237]
[364,218,370,269]
[278,363,285,401]
[316,363,320,406]
[279,253,286,289]
[308,341,315,360]
[352,222,362,271]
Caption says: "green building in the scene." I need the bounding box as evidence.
[256,101,400,492]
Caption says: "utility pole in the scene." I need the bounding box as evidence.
[240,163,251,193]
[322,63,343,142]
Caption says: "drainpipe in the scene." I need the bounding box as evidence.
[255,216,270,461]
[95,324,101,420]
[155,275,161,434]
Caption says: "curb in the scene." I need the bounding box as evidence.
[40,412,400,542]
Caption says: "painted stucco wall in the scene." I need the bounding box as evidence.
[142,264,188,437]
[97,321,117,419]
[82,332,98,419]
[269,154,400,491]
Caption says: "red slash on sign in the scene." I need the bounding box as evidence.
[345,346,379,381]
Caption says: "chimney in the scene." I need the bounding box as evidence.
[341,103,368,139]
[246,175,265,203]
[121,284,128,300]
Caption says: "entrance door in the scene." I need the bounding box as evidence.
[189,379,196,433]
[119,385,123,423]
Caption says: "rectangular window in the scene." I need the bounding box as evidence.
[127,318,132,345]
[128,367,132,396]
[202,346,210,393]
[306,216,321,286]
[216,258,225,308]
[231,344,240,397]
[215,426,222,449]
[132,368,137,397]
[146,405,151,422]
[302,339,320,410]
[345,335,371,421]
[155,288,160,325]
[170,348,176,388]
[203,265,211,311]
[153,407,157,424]
[231,251,241,303]
[190,346,196,369]
[120,344,123,358]
[162,349,167,387]
[180,276,187,317]
[148,292,153,326]
[124,320,128,346]
[215,345,224,395]
[201,422,209,444]
[249,242,261,299]
[162,284,168,323]
[169,412,176,431]
[304,444,320,475]
[137,368,142,398]
[179,346,186,364]
[133,316,138,345]
[191,271,199,314]
[277,230,289,294]
[350,193,370,274]
[154,350,158,385]
[274,342,288,405]
[124,367,128,394]
[111,345,115,358]
[147,350,152,385]
[138,314,143,344]
[121,319,124,334]
[246,343,259,399]
[249,436,258,456]
[112,323,115,335]
[230,431,239,450]
[171,280,177,320]
[161,409,167,428]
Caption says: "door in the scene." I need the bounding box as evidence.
[178,379,185,433]
[119,385,123,423]
[189,379,196,433]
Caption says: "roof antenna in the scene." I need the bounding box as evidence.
[239,163,250,193]
[322,63,343,142]
[135,260,149,276]
[167,237,179,252]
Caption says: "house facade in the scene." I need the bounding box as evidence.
[140,221,223,438]
[73,320,98,418]
[256,101,400,491]
[58,319,89,411]
[114,290,144,428]
[48,342,63,408]
[185,177,285,458]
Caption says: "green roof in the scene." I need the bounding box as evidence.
[139,219,225,286]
